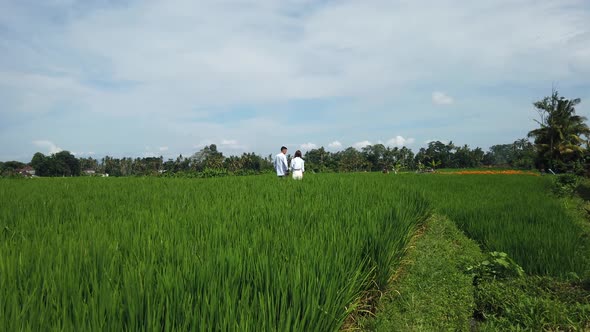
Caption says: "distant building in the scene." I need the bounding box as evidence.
[84,169,96,175]
[17,166,35,176]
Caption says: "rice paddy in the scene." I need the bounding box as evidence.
[0,173,587,330]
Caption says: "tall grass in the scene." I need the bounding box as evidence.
[395,174,589,277]
[0,175,430,331]
[2,173,586,330]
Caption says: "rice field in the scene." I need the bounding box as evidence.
[0,175,430,331]
[395,174,589,277]
[1,173,587,330]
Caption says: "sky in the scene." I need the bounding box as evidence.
[1,0,590,162]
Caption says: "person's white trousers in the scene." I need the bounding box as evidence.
[292,170,303,180]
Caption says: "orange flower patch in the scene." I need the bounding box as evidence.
[452,170,540,176]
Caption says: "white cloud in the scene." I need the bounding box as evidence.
[328,140,342,149]
[71,151,96,157]
[353,140,372,149]
[221,139,238,146]
[300,142,317,150]
[159,146,169,151]
[2,0,590,160]
[432,91,454,105]
[5,0,587,118]
[219,139,248,152]
[191,139,245,153]
[386,136,415,147]
[192,140,214,149]
[32,140,62,154]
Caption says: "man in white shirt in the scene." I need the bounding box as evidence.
[274,146,289,177]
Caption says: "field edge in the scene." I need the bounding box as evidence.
[359,215,485,331]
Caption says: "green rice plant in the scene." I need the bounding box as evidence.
[393,174,590,278]
[1,172,586,330]
[0,174,430,331]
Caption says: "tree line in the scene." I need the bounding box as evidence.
[0,138,552,177]
[1,91,588,177]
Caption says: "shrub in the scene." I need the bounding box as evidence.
[467,251,524,285]
[552,173,580,197]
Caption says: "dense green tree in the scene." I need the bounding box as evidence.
[2,160,26,170]
[51,151,80,176]
[485,144,512,166]
[510,138,535,169]
[29,151,80,176]
[452,145,484,168]
[175,154,190,172]
[391,146,415,171]
[415,141,455,168]
[103,156,122,176]
[305,147,332,172]
[144,157,163,174]
[30,152,50,176]
[239,152,271,173]
[482,139,535,169]
[528,91,590,172]
[190,144,224,171]
[79,157,99,172]
[337,147,370,172]
[0,160,26,176]
[162,158,176,173]
[224,155,243,173]
[12,128,585,177]
[362,144,388,171]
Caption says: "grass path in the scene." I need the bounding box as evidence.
[364,213,590,331]
[360,216,484,331]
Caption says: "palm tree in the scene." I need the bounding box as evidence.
[528,90,590,172]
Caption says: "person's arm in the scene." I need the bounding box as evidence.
[282,155,289,172]
[302,160,305,173]
[290,159,294,171]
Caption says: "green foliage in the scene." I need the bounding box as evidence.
[485,138,536,169]
[552,173,581,197]
[2,173,589,330]
[415,141,455,168]
[475,277,590,331]
[414,141,490,169]
[189,144,225,171]
[427,159,441,169]
[97,150,273,177]
[338,147,370,172]
[368,216,484,332]
[528,90,590,173]
[453,144,485,168]
[0,160,27,177]
[393,174,590,277]
[10,138,559,178]
[370,214,590,332]
[467,252,525,285]
[0,174,430,331]
[30,151,80,176]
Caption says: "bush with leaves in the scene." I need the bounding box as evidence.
[552,173,580,197]
[467,251,524,285]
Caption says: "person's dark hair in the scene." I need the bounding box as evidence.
[294,150,302,158]
[281,146,287,152]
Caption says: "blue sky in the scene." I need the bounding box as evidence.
[1,0,590,161]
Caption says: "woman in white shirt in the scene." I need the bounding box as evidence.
[290,150,305,180]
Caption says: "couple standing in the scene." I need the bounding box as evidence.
[274,146,305,180]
